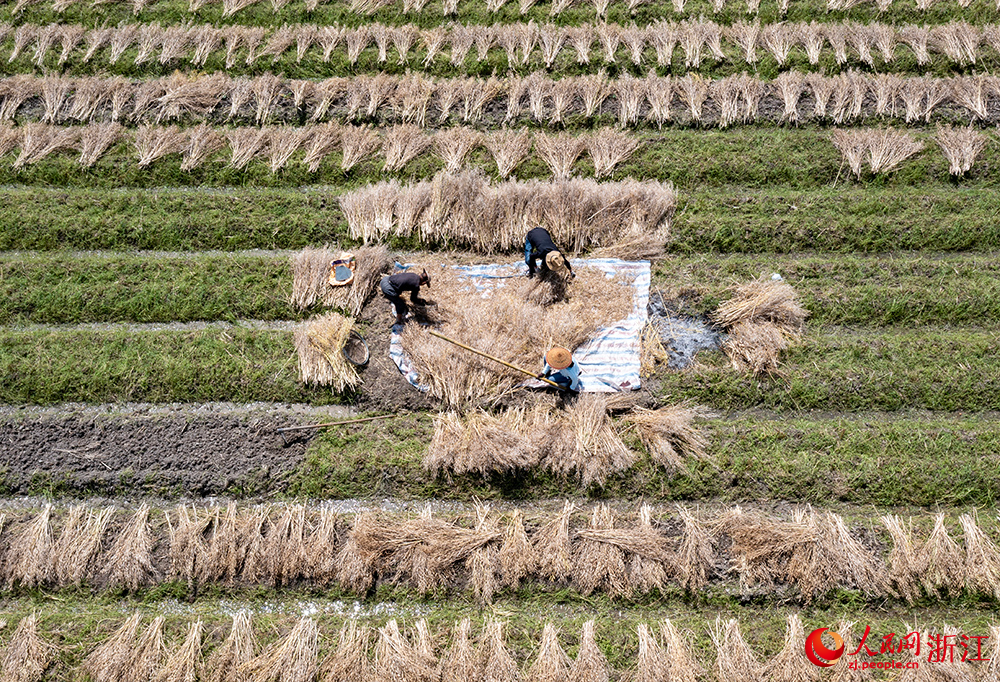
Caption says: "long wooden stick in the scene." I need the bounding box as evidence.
[428,330,567,391]
[276,414,395,434]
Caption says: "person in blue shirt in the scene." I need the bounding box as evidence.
[540,346,581,392]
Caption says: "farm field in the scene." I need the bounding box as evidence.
[2,0,1000,676]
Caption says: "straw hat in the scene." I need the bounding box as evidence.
[545,251,565,271]
[545,346,573,370]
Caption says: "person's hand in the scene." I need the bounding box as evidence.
[570,272,576,279]
[527,272,535,279]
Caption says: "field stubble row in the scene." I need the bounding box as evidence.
[5,18,1000,76]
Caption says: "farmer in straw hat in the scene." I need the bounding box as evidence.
[539,346,581,392]
[524,227,575,280]
[380,269,431,326]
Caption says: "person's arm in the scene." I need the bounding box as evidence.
[528,253,538,278]
[563,255,575,278]
[411,286,428,306]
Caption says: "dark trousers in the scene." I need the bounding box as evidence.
[380,277,407,317]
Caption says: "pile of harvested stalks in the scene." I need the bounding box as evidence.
[290,245,392,314]
[426,398,709,484]
[399,264,633,407]
[293,312,362,391]
[713,275,808,375]
[0,503,995,602]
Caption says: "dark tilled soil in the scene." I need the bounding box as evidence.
[0,411,321,497]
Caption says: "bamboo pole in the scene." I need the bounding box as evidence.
[428,330,568,391]
[276,414,396,434]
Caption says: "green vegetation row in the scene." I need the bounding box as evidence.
[1,20,995,80]
[1,324,997,410]
[7,0,1000,32]
[1,594,997,677]
[0,126,996,191]
[2,250,998,327]
[287,410,1000,506]
[3,183,1000,254]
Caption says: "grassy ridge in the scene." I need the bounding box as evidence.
[0,253,296,324]
[287,411,1000,506]
[1,324,997,410]
[3,251,999,326]
[0,326,340,405]
[0,127,992,192]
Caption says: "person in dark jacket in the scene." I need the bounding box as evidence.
[524,227,574,279]
[380,269,430,326]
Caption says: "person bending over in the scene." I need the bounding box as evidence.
[524,227,574,279]
[540,346,581,392]
[380,269,430,326]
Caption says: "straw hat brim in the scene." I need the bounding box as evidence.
[545,346,573,370]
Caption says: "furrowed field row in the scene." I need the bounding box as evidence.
[2,185,1000,252]
[2,251,998,326]
[0,123,993,185]
[2,19,999,76]
[1,501,1000,603]
[1,607,997,681]
[0,325,996,410]
[9,0,1000,28]
[2,71,1000,131]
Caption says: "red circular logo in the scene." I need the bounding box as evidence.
[805,628,845,667]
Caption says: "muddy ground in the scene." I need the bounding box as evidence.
[0,404,356,497]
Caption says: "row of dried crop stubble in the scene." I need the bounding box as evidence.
[10,0,1000,20]
[7,610,994,682]
[4,502,1000,604]
[4,71,999,129]
[1,19,996,71]
[0,122,648,176]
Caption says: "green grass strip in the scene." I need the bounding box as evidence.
[0,252,296,324]
[288,411,1000,507]
[673,185,1000,253]
[658,325,1000,412]
[2,251,999,327]
[0,326,341,405]
[1,324,996,410]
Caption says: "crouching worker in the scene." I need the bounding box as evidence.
[525,227,575,279]
[380,269,430,326]
[540,346,581,392]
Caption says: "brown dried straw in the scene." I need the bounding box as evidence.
[3,505,54,588]
[154,620,204,682]
[568,620,610,682]
[526,623,570,682]
[399,264,633,408]
[498,508,537,590]
[710,617,761,682]
[479,620,521,682]
[621,404,710,471]
[573,506,628,599]
[959,511,1000,599]
[0,614,57,682]
[660,619,701,682]
[631,623,666,682]
[533,501,575,582]
[82,612,143,682]
[764,614,818,682]
[319,620,370,682]
[241,617,318,682]
[206,612,257,682]
[293,312,362,391]
[101,504,159,590]
[440,619,478,682]
[675,506,713,593]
